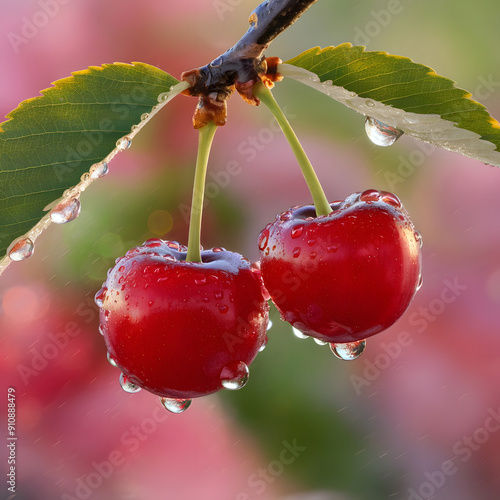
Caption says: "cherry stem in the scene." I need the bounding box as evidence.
[186,122,218,263]
[254,82,332,217]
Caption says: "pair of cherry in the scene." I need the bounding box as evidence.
[96,188,422,413]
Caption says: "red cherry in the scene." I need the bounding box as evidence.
[96,239,269,405]
[258,190,422,344]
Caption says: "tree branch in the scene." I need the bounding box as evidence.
[181,0,318,127]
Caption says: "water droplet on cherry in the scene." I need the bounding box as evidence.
[417,274,423,291]
[220,361,249,390]
[107,352,118,367]
[119,373,141,393]
[7,237,34,261]
[292,326,308,339]
[160,397,192,413]
[291,225,304,239]
[365,117,403,147]
[313,338,327,346]
[292,247,301,258]
[50,195,81,224]
[94,287,107,307]
[258,229,270,251]
[330,340,367,360]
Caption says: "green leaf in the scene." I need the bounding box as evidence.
[282,44,500,166]
[0,62,182,260]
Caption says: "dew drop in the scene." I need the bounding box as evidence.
[107,352,118,367]
[417,274,423,291]
[214,291,223,300]
[218,304,229,314]
[330,340,367,360]
[220,361,249,390]
[258,229,269,251]
[360,189,380,202]
[90,162,109,179]
[381,191,402,208]
[292,326,308,339]
[310,252,317,260]
[140,113,149,121]
[259,336,268,352]
[292,247,301,258]
[119,373,141,393]
[7,237,34,261]
[116,136,132,151]
[327,245,338,253]
[157,92,169,103]
[81,172,90,182]
[98,325,105,336]
[414,230,423,248]
[266,319,273,331]
[50,196,81,224]
[212,247,225,252]
[365,117,404,147]
[291,225,304,239]
[194,275,207,286]
[313,338,327,346]
[160,397,192,413]
[366,99,375,108]
[94,287,107,307]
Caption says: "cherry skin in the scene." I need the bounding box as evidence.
[258,189,422,343]
[96,239,269,399]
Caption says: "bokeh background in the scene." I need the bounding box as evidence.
[2,1,500,499]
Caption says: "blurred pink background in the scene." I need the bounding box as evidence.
[2,1,500,499]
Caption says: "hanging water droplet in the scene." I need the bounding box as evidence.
[414,230,423,248]
[291,224,304,239]
[7,237,34,261]
[160,397,192,413]
[107,352,119,367]
[116,136,132,151]
[266,319,273,331]
[259,336,268,352]
[98,325,105,336]
[90,162,109,179]
[417,274,423,291]
[50,195,81,224]
[365,117,404,147]
[292,326,308,339]
[119,373,141,393]
[220,361,249,390]
[313,338,327,346]
[330,340,367,360]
